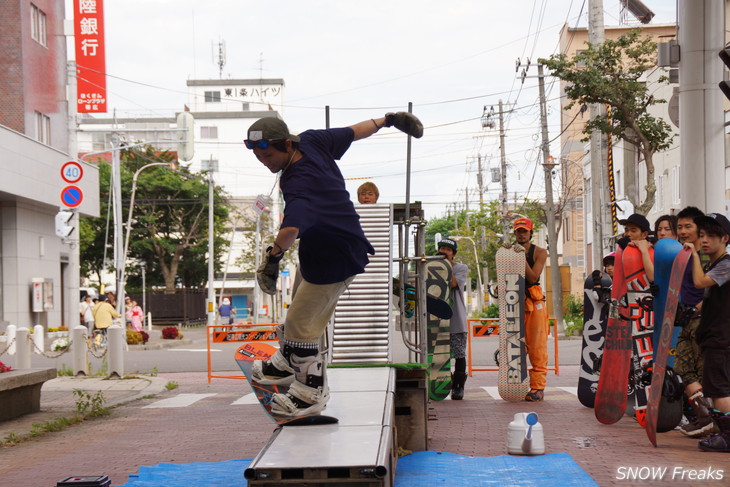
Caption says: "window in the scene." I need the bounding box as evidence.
[35,111,50,144]
[201,158,218,172]
[656,175,664,212]
[616,169,622,197]
[671,166,681,204]
[204,91,221,103]
[30,4,47,46]
[242,102,250,111]
[201,126,218,139]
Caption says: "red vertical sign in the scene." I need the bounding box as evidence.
[74,0,107,113]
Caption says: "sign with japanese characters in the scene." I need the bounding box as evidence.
[74,0,107,113]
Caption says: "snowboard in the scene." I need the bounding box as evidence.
[496,245,529,402]
[595,246,632,424]
[425,259,453,401]
[652,239,683,368]
[578,270,612,408]
[392,277,453,320]
[623,244,655,427]
[646,247,691,446]
[235,342,338,426]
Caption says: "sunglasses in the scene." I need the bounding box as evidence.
[244,139,283,150]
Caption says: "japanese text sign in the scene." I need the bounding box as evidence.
[74,0,107,113]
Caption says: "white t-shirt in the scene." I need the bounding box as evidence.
[80,301,94,322]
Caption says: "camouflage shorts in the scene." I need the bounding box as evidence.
[451,332,467,360]
[674,316,702,385]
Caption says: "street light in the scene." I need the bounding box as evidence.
[450,236,484,312]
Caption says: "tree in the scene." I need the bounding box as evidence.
[80,146,230,293]
[540,29,675,215]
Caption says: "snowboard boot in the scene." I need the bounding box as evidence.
[271,353,330,417]
[252,338,295,385]
[451,372,467,401]
[698,413,730,452]
[681,391,717,438]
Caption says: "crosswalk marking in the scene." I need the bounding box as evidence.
[559,386,578,396]
[482,387,502,400]
[143,393,217,408]
[231,393,259,405]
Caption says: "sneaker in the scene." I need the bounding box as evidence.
[699,432,730,452]
[252,349,295,385]
[271,354,329,417]
[525,389,544,402]
[680,415,716,437]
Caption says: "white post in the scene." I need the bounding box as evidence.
[147,312,152,332]
[107,325,124,377]
[16,328,31,369]
[72,326,88,376]
[6,324,16,355]
[32,325,44,354]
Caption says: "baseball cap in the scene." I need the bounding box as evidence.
[619,213,650,233]
[247,118,300,142]
[694,213,730,236]
[513,217,533,231]
[437,238,458,254]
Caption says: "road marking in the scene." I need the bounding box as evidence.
[143,393,217,408]
[167,349,221,352]
[481,387,502,400]
[558,386,578,396]
[231,393,259,405]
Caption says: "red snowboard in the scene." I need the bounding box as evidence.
[595,246,631,424]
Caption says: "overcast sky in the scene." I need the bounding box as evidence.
[79,0,676,220]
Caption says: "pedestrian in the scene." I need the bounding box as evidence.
[219,298,234,325]
[513,217,549,401]
[124,295,133,327]
[357,181,380,204]
[685,213,730,452]
[93,296,121,333]
[126,300,144,332]
[436,238,469,400]
[619,213,655,281]
[247,112,423,417]
[105,291,117,308]
[603,253,615,279]
[655,214,678,241]
[674,206,714,437]
[80,294,95,333]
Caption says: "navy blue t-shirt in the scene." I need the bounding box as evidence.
[680,252,705,306]
[279,127,374,284]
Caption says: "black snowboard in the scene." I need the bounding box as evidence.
[578,270,612,408]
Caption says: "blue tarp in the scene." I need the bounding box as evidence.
[118,451,597,487]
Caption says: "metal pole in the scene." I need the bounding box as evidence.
[111,133,125,316]
[207,170,215,328]
[538,64,564,333]
[498,100,509,243]
[588,0,605,270]
[67,60,80,330]
[253,215,261,324]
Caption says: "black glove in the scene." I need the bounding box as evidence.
[256,246,284,295]
[384,112,424,138]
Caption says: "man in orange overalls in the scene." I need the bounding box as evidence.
[514,218,549,401]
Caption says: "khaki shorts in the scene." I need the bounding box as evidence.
[284,275,355,344]
[674,316,703,385]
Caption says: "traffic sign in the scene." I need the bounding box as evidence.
[61,161,84,184]
[61,186,83,207]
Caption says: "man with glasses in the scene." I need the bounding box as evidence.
[244,113,422,417]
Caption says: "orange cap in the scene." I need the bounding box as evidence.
[513,217,533,231]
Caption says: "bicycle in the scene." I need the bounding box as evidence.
[87,328,108,355]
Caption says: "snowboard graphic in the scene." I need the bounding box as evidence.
[235,342,338,426]
[496,245,529,402]
[595,246,632,424]
[425,259,453,401]
[652,238,683,367]
[392,276,453,320]
[646,247,691,446]
[578,270,612,408]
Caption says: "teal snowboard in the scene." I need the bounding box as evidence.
[425,259,452,401]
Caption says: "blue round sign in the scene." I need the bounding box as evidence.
[61,186,83,207]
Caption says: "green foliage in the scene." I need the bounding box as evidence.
[563,293,584,336]
[165,381,179,391]
[30,417,82,437]
[540,29,675,214]
[79,145,230,291]
[471,303,499,319]
[73,389,110,417]
[57,363,74,376]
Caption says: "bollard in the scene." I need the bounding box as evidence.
[72,326,89,376]
[107,325,124,378]
[33,324,44,354]
[16,327,31,369]
[6,324,16,355]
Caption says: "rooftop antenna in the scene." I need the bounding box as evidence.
[619,0,655,25]
[213,39,226,79]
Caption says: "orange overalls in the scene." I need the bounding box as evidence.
[525,246,549,390]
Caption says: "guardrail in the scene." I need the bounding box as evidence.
[466,317,560,376]
[206,323,280,383]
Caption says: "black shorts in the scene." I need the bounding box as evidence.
[702,348,730,398]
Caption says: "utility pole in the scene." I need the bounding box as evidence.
[207,162,216,328]
[498,100,509,243]
[588,0,606,270]
[111,133,125,316]
[537,64,564,332]
[477,155,484,206]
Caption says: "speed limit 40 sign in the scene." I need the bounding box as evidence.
[61,161,84,184]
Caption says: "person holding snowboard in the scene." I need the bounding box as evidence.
[675,206,714,437]
[436,238,469,400]
[247,113,423,417]
[686,213,730,452]
[513,218,549,401]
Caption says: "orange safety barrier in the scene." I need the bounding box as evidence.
[467,317,560,377]
[206,323,280,383]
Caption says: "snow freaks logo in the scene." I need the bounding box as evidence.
[616,466,724,481]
